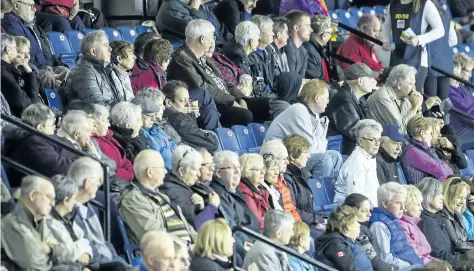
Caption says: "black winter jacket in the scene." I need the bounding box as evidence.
[302,39,326,80]
[1,60,40,117]
[418,209,461,267]
[109,125,149,163]
[439,208,474,253]
[375,148,400,185]
[285,39,308,78]
[214,0,245,36]
[324,84,371,155]
[162,107,218,153]
[435,125,468,174]
[190,255,232,271]
[284,163,324,226]
[249,48,276,89]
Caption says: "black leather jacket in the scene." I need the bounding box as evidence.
[440,207,474,253]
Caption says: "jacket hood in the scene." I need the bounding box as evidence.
[315,231,348,251]
[275,72,302,103]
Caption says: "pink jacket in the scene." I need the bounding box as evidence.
[398,216,435,264]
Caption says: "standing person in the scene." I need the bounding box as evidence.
[423,0,457,101]
[284,10,312,78]
[303,14,332,81]
[214,0,257,36]
[382,0,445,93]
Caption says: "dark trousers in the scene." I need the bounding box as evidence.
[36,12,86,33]
[415,66,428,94]
[243,97,270,123]
[216,104,253,128]
[188,88,221,130]
[424,76,450,100]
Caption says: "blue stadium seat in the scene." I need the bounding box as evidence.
[336,9,358,29]
[327,135,343,153]
[44,89,64,112]
[135,25,153,34]
[374,5,386,15]
[103,27,123,41]
[457,44,472,56]
[118,26,138,44]
[466,149,474,166]
[232,125,260,153]
[440,2,452,17]
[47,31,78,68]
[321,176,336,203]
[460,154,474,178]
[263,121,272,129]
[360,6,376,15]
[248,123,267,146]
[203,130,223,152]
[348,7,362,21]
[468,42,474,58]
[308,178,340,215]
[117,215,140,264]
[83,28,95,35]
[215,128,242,153]
[66,30,84,54]
[397,163,407,184]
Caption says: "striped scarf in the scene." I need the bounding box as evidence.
[154,194,192,243]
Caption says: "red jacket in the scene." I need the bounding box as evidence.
[238,178,270,229]
[92,130,134,181]
[336,34,383,73]
[130,59,167,92]
[36,0,75,8]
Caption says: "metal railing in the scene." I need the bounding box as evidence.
[1,114,111,241]
[232,226,338,271]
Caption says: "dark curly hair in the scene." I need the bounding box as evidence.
[162,80,188,102]
[143,38,173,66]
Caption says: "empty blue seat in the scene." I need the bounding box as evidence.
[117,215,139,263]
[336,9,357,29]
[348,7,362,21]
[103,27,123,41]
[47,31,77,68]
[374,5,386,15]
[135,25,153,34]
[66,30,84,54]
[440,2,452,17]
[460,154,474,178]
[397,163,407,184]
[44,89,64,112]
[215,128,242,152]
[308,178,340,215]
[360,6,376,15]
[457,44,472,57]
[232,125,260,153]
[263,121,272,129]
[83,28,95,35]
[327,135,343,153]
[118,26,138,44]
[204,130,223,152]
[321,177,336,203]
[466,150,474,167]
[248,123,267,146]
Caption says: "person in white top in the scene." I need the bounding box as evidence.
[334,119,383,207]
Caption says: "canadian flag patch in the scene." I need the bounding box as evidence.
[336,251,345,258]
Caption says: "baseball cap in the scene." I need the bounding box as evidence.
[345,63,380,80]
[382,124,406,143]
[131,96,159,114]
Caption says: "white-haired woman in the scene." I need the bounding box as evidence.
[109,101,148,162]
[160,145,221,231]
[334,119,383,207]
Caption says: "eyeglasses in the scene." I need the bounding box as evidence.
[263,153,289,163]
[17,1,36,10]
[361,137,382,144]
[249,167,266,172]
[218,166,241,173]
[201,162,215,169]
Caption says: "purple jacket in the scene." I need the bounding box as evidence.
[399,216,434,264]
[279,0,327,16]
[401,138,453,185]
[448,85,474,130]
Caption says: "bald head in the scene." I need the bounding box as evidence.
[21,176,55,219]
[357,14,381,39]
[134,150,167,189]
[141,231,176,271]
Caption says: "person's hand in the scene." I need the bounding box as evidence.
[432,111,444,118]
[425,96,441,110]
[239,99,248,109]
[82,140,95,151]
[405,36,419,46]
[208,192,220,207]
[438,137,455,150]
[244,241,253,251]
[77,253,90,265]
[408,91,423,110]
[191,193,205,210]
[382,42,392,51]
[14,58,32,73]
[232,101,242,108]
[190,0,201,9]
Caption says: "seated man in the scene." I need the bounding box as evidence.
[161,80,219,153]
[370,182,424,269]
[303,14,332,81]
[376,124,405,185]
[267,17,290,78]
[167,19,252,128]
[336,14,384,73]
[65,30,133,106]
[284,10,311,78]
[324,63,378,155]
[265,79,343,179]
[140,231,177,271]
[68,157,127,265]
[243,210,294,271]
[249,15,276,90]
[119,150,197,244]
[334,119,383,207]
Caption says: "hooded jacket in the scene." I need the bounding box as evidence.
[1,60,40,117]
[190,256,233,271]
[142,125,176,171]
[375,147,400,185]
[315,231,374,271]
[439,208,474,253]
[130,59,167,92]
[398,216,434,264]
[237,178,270,229]
[109,124,149,163]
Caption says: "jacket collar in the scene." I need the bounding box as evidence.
[421,209,439,220]
[110,124,135,137]
[351,34,372,47]
[83,55,110,70]
[408,138,431,151]
[296,99,317,118]
[14,202,41,229]
[373,207,396,220]
[164,172,193,191]
[378,146,398,163]
[310,38,326,56]
[130,179,161,197]
[286,163,311,180]
[400,215,421,225]
[212,177,235,194]
[354,145,376,160]
[240,177,261,193]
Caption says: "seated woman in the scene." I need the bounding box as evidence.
[401,116,453,185]
[283,134,326,238]
[260,150,284,211]
[238,153,270,229]
[160,146,220,230]
[109,40,135,101]
[205,37,243,86]
[315,205,374,271]
[91,104,135,183]
[131,96,176,171]
[109,101,149,162]
[462,179,474,241]
[399,185,435,264]
[190,219,234,271]
[417,177,462,268]
[343,193,394,271]
[440,177,474,253]
[288,222,313,271]
[131,38,172,92]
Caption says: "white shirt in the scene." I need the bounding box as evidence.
[333,146,380,207]
[261,182,283,210]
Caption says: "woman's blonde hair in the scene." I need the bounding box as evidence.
[425,118,441,132]
[193,219,233,259]
[407,116,431,138]
[289,222,310,248]
[453,53,474,71]
[14,36,30,48]
[443,177,470,213]
[327,205,358,234]
[403,185,423,209]
[298,79,329,105]
[239,153,264,179]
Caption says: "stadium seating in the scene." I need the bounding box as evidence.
[248,123,267,146]
[44,89,64,112]
[263,121,272,129]
[135,25,153,34]
[203,130,223,152]
[117,215,140,263]
[83,28,95,35]
[103,27,123,41]
[321,176,336,202]
[460,153,474,178]
[360,6,376,15]
[308,178,340,215]
[65,30,84,54]
[374,5,386,15]
[231,125,260,154]
[47,31,78,68]
[215,128,246,155]
[118,26,138,44]
[327,135,343,153]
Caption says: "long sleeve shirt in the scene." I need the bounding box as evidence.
[370,222,411,269]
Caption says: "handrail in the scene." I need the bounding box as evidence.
[231,226,338,271]
[333,21,474,88]
[1,114,111,241]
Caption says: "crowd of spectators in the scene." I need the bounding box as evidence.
[1,0,474,270]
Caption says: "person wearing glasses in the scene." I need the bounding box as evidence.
[160,146,220,231]
[400,116,453,185]
[238,153,270,230]
[109,40,135,101]
[376,124,406,185]
[334,119,383,207]
[370,182,424,269]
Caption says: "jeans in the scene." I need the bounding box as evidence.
[188,88,221,130]
[305,150,343,178]
[36,12,86,33]
[424,76,450,100]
